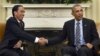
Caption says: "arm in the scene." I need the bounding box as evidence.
[47,22,68,45]
[86,20,99,49]
[90,20,99,44]
[7,19,37,43]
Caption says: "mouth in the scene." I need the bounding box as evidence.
[22,15,24,18]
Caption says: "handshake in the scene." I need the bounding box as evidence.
[38,37,48,46]
[13,37,48,49]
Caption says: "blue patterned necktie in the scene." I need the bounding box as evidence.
[75,21,81,50]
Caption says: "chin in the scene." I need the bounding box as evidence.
[19,19,23,21]
[20,17,23,20]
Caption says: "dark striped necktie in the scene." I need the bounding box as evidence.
[19,21,24,29]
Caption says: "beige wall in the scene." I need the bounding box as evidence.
[90,0,100,23]
[0,0,6,23]
[83,0,100,23]
[0,0,100,23]
[97,0,100,23]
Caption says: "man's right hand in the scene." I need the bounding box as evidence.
[86,43,93,49]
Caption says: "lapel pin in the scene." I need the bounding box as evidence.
[84,24,87,26]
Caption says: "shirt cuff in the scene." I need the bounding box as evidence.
[46,39,48,44]
[34,37,39,43]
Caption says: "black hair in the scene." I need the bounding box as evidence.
[12,5,23,16]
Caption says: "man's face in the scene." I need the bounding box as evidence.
[72,6,83,20]
[14,6,25,20]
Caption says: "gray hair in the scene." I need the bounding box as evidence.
[72,4,82,12]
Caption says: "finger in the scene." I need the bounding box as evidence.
[39,38,45,40]
[38,41,46,46]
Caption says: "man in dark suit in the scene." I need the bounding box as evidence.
[0,5,44,56]
[40,4,99,56]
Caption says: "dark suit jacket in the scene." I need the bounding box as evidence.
[48,18,99,47]
[0,17,36,49]
[92,38,100,52]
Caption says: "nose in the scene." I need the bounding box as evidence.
[78,11,83,16]
[23,14,24,17]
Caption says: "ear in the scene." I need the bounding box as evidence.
[14,11,17,15]
[71,12,74,16]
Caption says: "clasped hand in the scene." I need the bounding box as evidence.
[38,37,48,46]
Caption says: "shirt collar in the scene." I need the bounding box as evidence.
[75,19,82,24]
[16,19,20,23]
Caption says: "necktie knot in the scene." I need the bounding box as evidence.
[19,20,23,25]
[76,21,80,25]
[19,21,23,29]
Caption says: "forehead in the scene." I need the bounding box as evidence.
[75,6,82,9]
[17,6,25,11]
[73,6,82,11]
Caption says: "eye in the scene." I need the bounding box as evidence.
[80,9,83,12]
[21,10,25,13]
[76,10,79,13]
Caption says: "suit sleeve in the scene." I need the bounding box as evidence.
[7,19,36,43]
[90,20,99,45]
[48,22,67,45]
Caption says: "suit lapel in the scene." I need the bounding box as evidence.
[13,17,20,27]
[13,17,24,30]
[82,18,87,39]
[70,19,75,42]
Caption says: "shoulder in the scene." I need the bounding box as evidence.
[83,18,95,23]
[64,19,74,25]
[83,18,96,27]
[83,18,96,25]
[6,17,17,24]
[5,17,19,27]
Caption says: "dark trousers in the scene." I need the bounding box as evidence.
[0,48,31,56]
[61,46,93,56]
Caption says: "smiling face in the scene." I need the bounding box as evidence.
[14,6,25,21]
[72,5,83,21]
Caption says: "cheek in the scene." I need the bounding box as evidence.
[19,13,23,17]
[79,11,83,14]
[75,13,79,16]
[17,14,21,18]
[81,12,83,15]
[16,13,21,16]
[21,13,24,16]
[77,13,81,15]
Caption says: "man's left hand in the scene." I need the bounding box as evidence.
[13,40,22,48]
